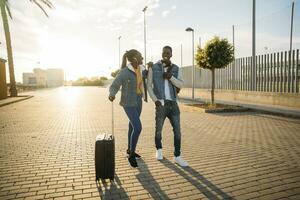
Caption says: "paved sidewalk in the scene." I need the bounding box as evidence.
[179,95,300,118]
[0,95,33,107]
[0,87,300,200]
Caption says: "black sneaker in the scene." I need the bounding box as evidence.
[128,155,138,168]
[126,149,141,159]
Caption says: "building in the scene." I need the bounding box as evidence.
[23,68,64,87]
[46,68,64,87]
[22,73,37,86]
[33,68,47,87]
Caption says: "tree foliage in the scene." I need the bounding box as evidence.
[72,77,104,86]
[0,0,53,97]
[195,36,234,105]
[100,76,108,81]
[196,36,234,70]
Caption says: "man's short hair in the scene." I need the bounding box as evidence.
[163,46,172,53]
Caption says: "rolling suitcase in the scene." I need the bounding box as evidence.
[95,102,115,181]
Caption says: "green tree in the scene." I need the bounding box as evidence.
[195,36,234,105]
[0,0,53,97]
[72,77,104,86]
[100,76,108,81]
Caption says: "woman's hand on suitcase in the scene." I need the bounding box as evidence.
[109,96,115,102]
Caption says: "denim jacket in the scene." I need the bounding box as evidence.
[109,64,146,107]
[147,60,184,104]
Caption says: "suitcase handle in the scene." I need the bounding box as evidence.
[112,101,114,136]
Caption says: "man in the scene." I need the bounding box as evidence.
[147,46,188,167]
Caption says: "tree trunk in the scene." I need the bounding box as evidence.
[211,68,215,105]
[0,1,18,97]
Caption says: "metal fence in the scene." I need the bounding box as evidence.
[182,49,300,93]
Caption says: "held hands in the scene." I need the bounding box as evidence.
[142,62,154,78]
[108,96,115,102]
[155,100,162,107]
[147,62,154,68]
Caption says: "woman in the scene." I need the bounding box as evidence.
[109,49,146,168]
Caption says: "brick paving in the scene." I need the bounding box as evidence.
[0,87,300,200]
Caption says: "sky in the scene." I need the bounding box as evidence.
[0,0,299,82]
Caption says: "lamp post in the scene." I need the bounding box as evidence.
[142,6,148,102]
[252,0,256,91]
[199,37,201,49]
[185,27,195,99]
[142,6,148,65]
[289,1,295,93]
[180,44,183,67]
[118,36,121,67]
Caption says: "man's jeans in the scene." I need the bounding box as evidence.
[155,100,181,157]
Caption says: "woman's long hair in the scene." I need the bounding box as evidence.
[121,49,140,69]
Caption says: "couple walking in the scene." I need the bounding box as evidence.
[108,46,188,168]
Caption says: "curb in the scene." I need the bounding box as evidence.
[0,95,34,107]
[179,97,300,118]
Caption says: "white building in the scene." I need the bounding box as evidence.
[23,73,37,86]
[46,68,64,87]
[23,68,64,87]
[33,68,47,87]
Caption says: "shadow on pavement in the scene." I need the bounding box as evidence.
[136,159,170,199]
[161,159,234,200]
[96,174,130,200]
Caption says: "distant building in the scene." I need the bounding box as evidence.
[23,73,37,86]
[23,68,64,87]
[46,68,64,87]
[33,68,47,87]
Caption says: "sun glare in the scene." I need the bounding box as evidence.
[39,36,112,81]
[58,86,79,105]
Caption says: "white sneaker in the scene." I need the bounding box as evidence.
[156,149,163,160]
[175,156,189,167]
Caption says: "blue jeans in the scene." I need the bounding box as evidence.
[155,100,181,157]
[123,95,143,152]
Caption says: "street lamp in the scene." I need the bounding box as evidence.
[199,37,201,49]
[142,6,148,102]
[118,36,121,67]
[185,27,195,99]
[264,46,268,54]
[142,6,148,65]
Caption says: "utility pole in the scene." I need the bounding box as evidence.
[232,25,235,90]
[143,6,148,65]
[142,6,148,102]
[290,2,294,54]
[180,44,183,67]
[252,0,256,91]
[289,1,295,92]
[185,27,195,99]
[199,37,201,49]
[118,36,121,67]
[232,25,235,58]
